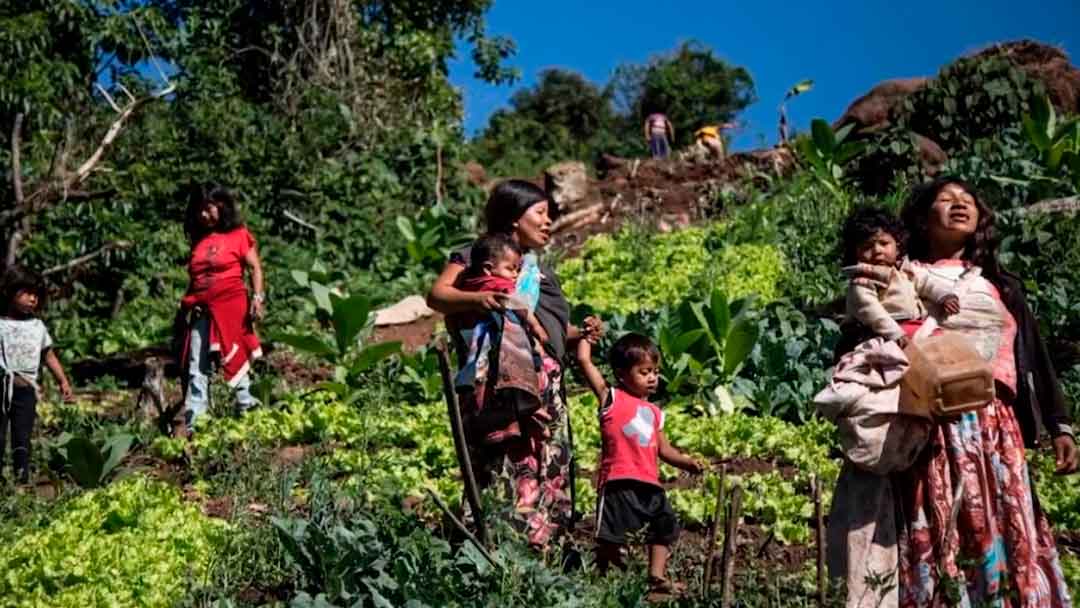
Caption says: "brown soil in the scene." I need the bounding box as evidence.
[264,348,332,386]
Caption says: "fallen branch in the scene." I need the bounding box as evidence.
[426,487,501,570]
[43,240,133,276]
[1007,195,1080,217]
[282,209,319,233]
[552,201,605,233]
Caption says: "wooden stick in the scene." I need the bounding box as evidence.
[435,341,487,546]
[719,484,743,608]
[702,464,726,597]
[813,475,826,606]
[426,487,501,570]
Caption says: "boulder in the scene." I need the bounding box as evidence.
[543,161,589,209]
[833,78,929,132]
[914,133,947,174]
[373,295,434,327]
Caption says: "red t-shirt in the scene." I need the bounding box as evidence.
[598,388,664,489]
[188,227,255,294]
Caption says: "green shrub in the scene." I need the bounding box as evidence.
[559,225,785,315]
[0,476,228,607]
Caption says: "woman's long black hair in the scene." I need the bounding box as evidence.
[184,183,242,244]
[900,176,1006,292]
[484,179,557,236]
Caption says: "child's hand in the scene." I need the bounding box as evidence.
[940,294,960,315]
[59,381,75,402]
[683,458,705,475]
[582,316,604,344]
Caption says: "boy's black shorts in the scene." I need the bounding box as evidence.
[596,479,679,546]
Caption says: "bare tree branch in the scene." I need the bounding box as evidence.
[42,240,133,276]
[70,83,176,189]
[11,113,24,209]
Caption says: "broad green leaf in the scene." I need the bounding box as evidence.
[329,293,371,354]
[310,281,333,313]
[833,122,855,145]
[64,436,104,488]
[396,216,416,242]
[709,289,730,338]
[670,328,707,357]
[290,270,310,288]
[723,318,761,378]
[1023,114,1050,152]
[271,332,336,358]
[100,433,134,481]
[353,341,402,372]
[810,119,835,156]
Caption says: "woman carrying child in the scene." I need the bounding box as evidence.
[0,268,74,484]
[839,178,1075,607]
[175,184,265,437]
[428,179,600,549]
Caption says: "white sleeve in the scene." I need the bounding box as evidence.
[909,264,956,305]
[39,321,53,351]
[846,282,904,340]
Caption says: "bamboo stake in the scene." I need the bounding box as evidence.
[701,464,726,597]
[813,475,826,606]
[719,484,743,608]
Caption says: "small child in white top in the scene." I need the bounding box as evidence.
[0,268,73,483]
[840,207,960,345]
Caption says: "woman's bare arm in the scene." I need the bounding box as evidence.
[243,245,266,319]
[427,263,505,314]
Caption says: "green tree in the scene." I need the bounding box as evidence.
[472,68,616,175]
[610,41,755,150]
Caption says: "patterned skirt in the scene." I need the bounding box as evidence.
[896,399,1072,607]
[471,356,574,548]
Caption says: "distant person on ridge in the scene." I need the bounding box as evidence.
[693,122,736,159]
[643,112,674,159]
[175,183,265,438]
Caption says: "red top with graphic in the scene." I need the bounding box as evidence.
[598,387,664,489]
[188,227,255,294]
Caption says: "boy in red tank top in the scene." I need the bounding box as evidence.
[576,333,703,597]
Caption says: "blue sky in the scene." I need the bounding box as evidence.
[449,0,1080,152]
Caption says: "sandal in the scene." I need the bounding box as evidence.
[645,576,685,602]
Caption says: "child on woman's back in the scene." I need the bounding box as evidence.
[575,332,702,598]
[0,268,73,484]
[841,207,959,345]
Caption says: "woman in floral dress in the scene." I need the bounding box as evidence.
[890,177,1076,607]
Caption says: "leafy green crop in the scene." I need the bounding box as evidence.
[0,476,228,607]
[559,225,785,315]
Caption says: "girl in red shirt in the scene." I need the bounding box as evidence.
[576,332,702,598]
[176,184,265,436]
